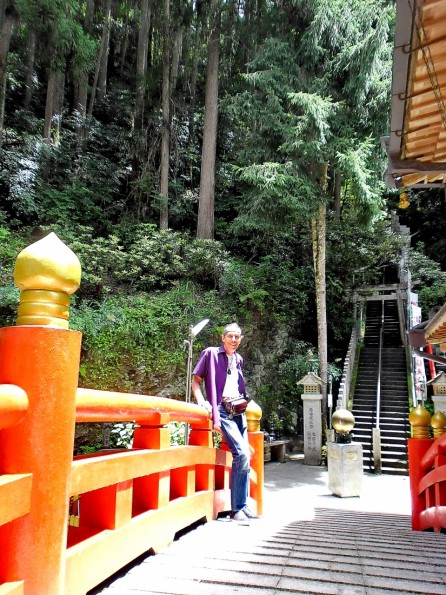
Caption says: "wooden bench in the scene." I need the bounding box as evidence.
[264,440,289,463]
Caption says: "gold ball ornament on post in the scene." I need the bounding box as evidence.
[332,409,355,433]
[13,232,81,328]
[246,399,262,432]
[431,410,446,438]
[408,404,431,439]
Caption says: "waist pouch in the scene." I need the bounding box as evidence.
[222,397,248,418]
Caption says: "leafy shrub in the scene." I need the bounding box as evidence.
[169,422,186,446]
[115,226,230,292]
[71,281,233,395]
[37,224,126,300]
[110,422,135,448]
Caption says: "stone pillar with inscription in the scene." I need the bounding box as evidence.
[298,372,323,466]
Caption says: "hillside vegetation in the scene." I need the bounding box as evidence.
[1,0,445,445]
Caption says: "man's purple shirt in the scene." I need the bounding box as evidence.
[193,345,246,426]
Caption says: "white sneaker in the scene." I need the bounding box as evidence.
[231,510,250,522]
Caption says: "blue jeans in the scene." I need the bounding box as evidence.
[219,404,250,512]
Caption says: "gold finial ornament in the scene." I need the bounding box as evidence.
[14,233,81,328]
[431,411,446,438]
[246,399,262,432]
[398,191,410,209]
[332,409,355,434]
[409,404,431,438]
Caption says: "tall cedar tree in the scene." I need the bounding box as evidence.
[229,0,393,421]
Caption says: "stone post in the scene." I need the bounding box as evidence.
[328,409,362,497]
[298,373,323,466]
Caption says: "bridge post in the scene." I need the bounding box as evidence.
[133,413,172,510]
[247,400,264,516]
[0,233,82,593]
[408,404,432,530]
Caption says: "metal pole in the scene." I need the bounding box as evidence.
[183,319,209,445]
[184,326,194,445]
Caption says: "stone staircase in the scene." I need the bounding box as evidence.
[92,506,446,594]
[352,300,410,474]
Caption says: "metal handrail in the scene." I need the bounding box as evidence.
[337,323,359,411]
[376,300,384,429]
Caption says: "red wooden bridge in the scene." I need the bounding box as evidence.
[1,234,445,595]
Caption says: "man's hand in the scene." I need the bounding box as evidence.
[213,425,222,434]
[201,401,212,415]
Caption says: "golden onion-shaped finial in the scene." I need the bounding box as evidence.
[409,404,431,439]
[332,409,355,434]
[13,233,81,328]
[431,411,446,438]
[246,399,262,432]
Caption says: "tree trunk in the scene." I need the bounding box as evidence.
[97,0,112,103]
[196,2,220,240]
[170,13,184,95]
[134,0,152,132]
[24,29,36,112]
[119,0,131,75]
[53,72,65,146]
[88,0,112,114]
[334,169,342,221]
[311,163,329,429]
[43,69,57,142]
[159,0,170,230]
[0,0,5,31]
[85,0,95,31]
[73,0,95,144]
[0,7,15,147]
[187,14,202,144]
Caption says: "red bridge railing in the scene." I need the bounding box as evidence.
[0,233,264,595]
[408,404,446,532]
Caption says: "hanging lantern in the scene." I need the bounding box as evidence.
[398,191,410,209]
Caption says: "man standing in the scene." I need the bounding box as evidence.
[191,323,259,521]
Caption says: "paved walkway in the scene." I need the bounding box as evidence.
[89,456,446,595]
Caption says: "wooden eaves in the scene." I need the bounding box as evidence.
[383,0,446,190]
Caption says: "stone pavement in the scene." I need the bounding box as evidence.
[89,455,446,595]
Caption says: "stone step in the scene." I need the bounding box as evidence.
[105,507,446,594]
[352,403,409,410]
[353,428,410,439]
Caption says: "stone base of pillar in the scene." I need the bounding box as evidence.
[328,442,363,497]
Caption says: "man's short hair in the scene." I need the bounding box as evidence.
[223,323,242,335]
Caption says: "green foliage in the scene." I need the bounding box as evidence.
[114,226,228,291]
[232,162,317,233]
[78,444,102,455]
[400,189,446,269]
[418,279,446,315]
[255,342,317,433]
[408,248,446,313]
[168,422,186,446]
[327,215,405,286]
[1,0,442,455]
[110,422,135,448]
[219,255,310,327]
[336,138,385,223]
[0,143,41,219]
[71,281,231,395]
[0,227,28,325]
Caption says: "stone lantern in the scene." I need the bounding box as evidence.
[427,371,446,415]
[297,372,322,466]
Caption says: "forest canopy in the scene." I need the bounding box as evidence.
[1,0,444,444]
